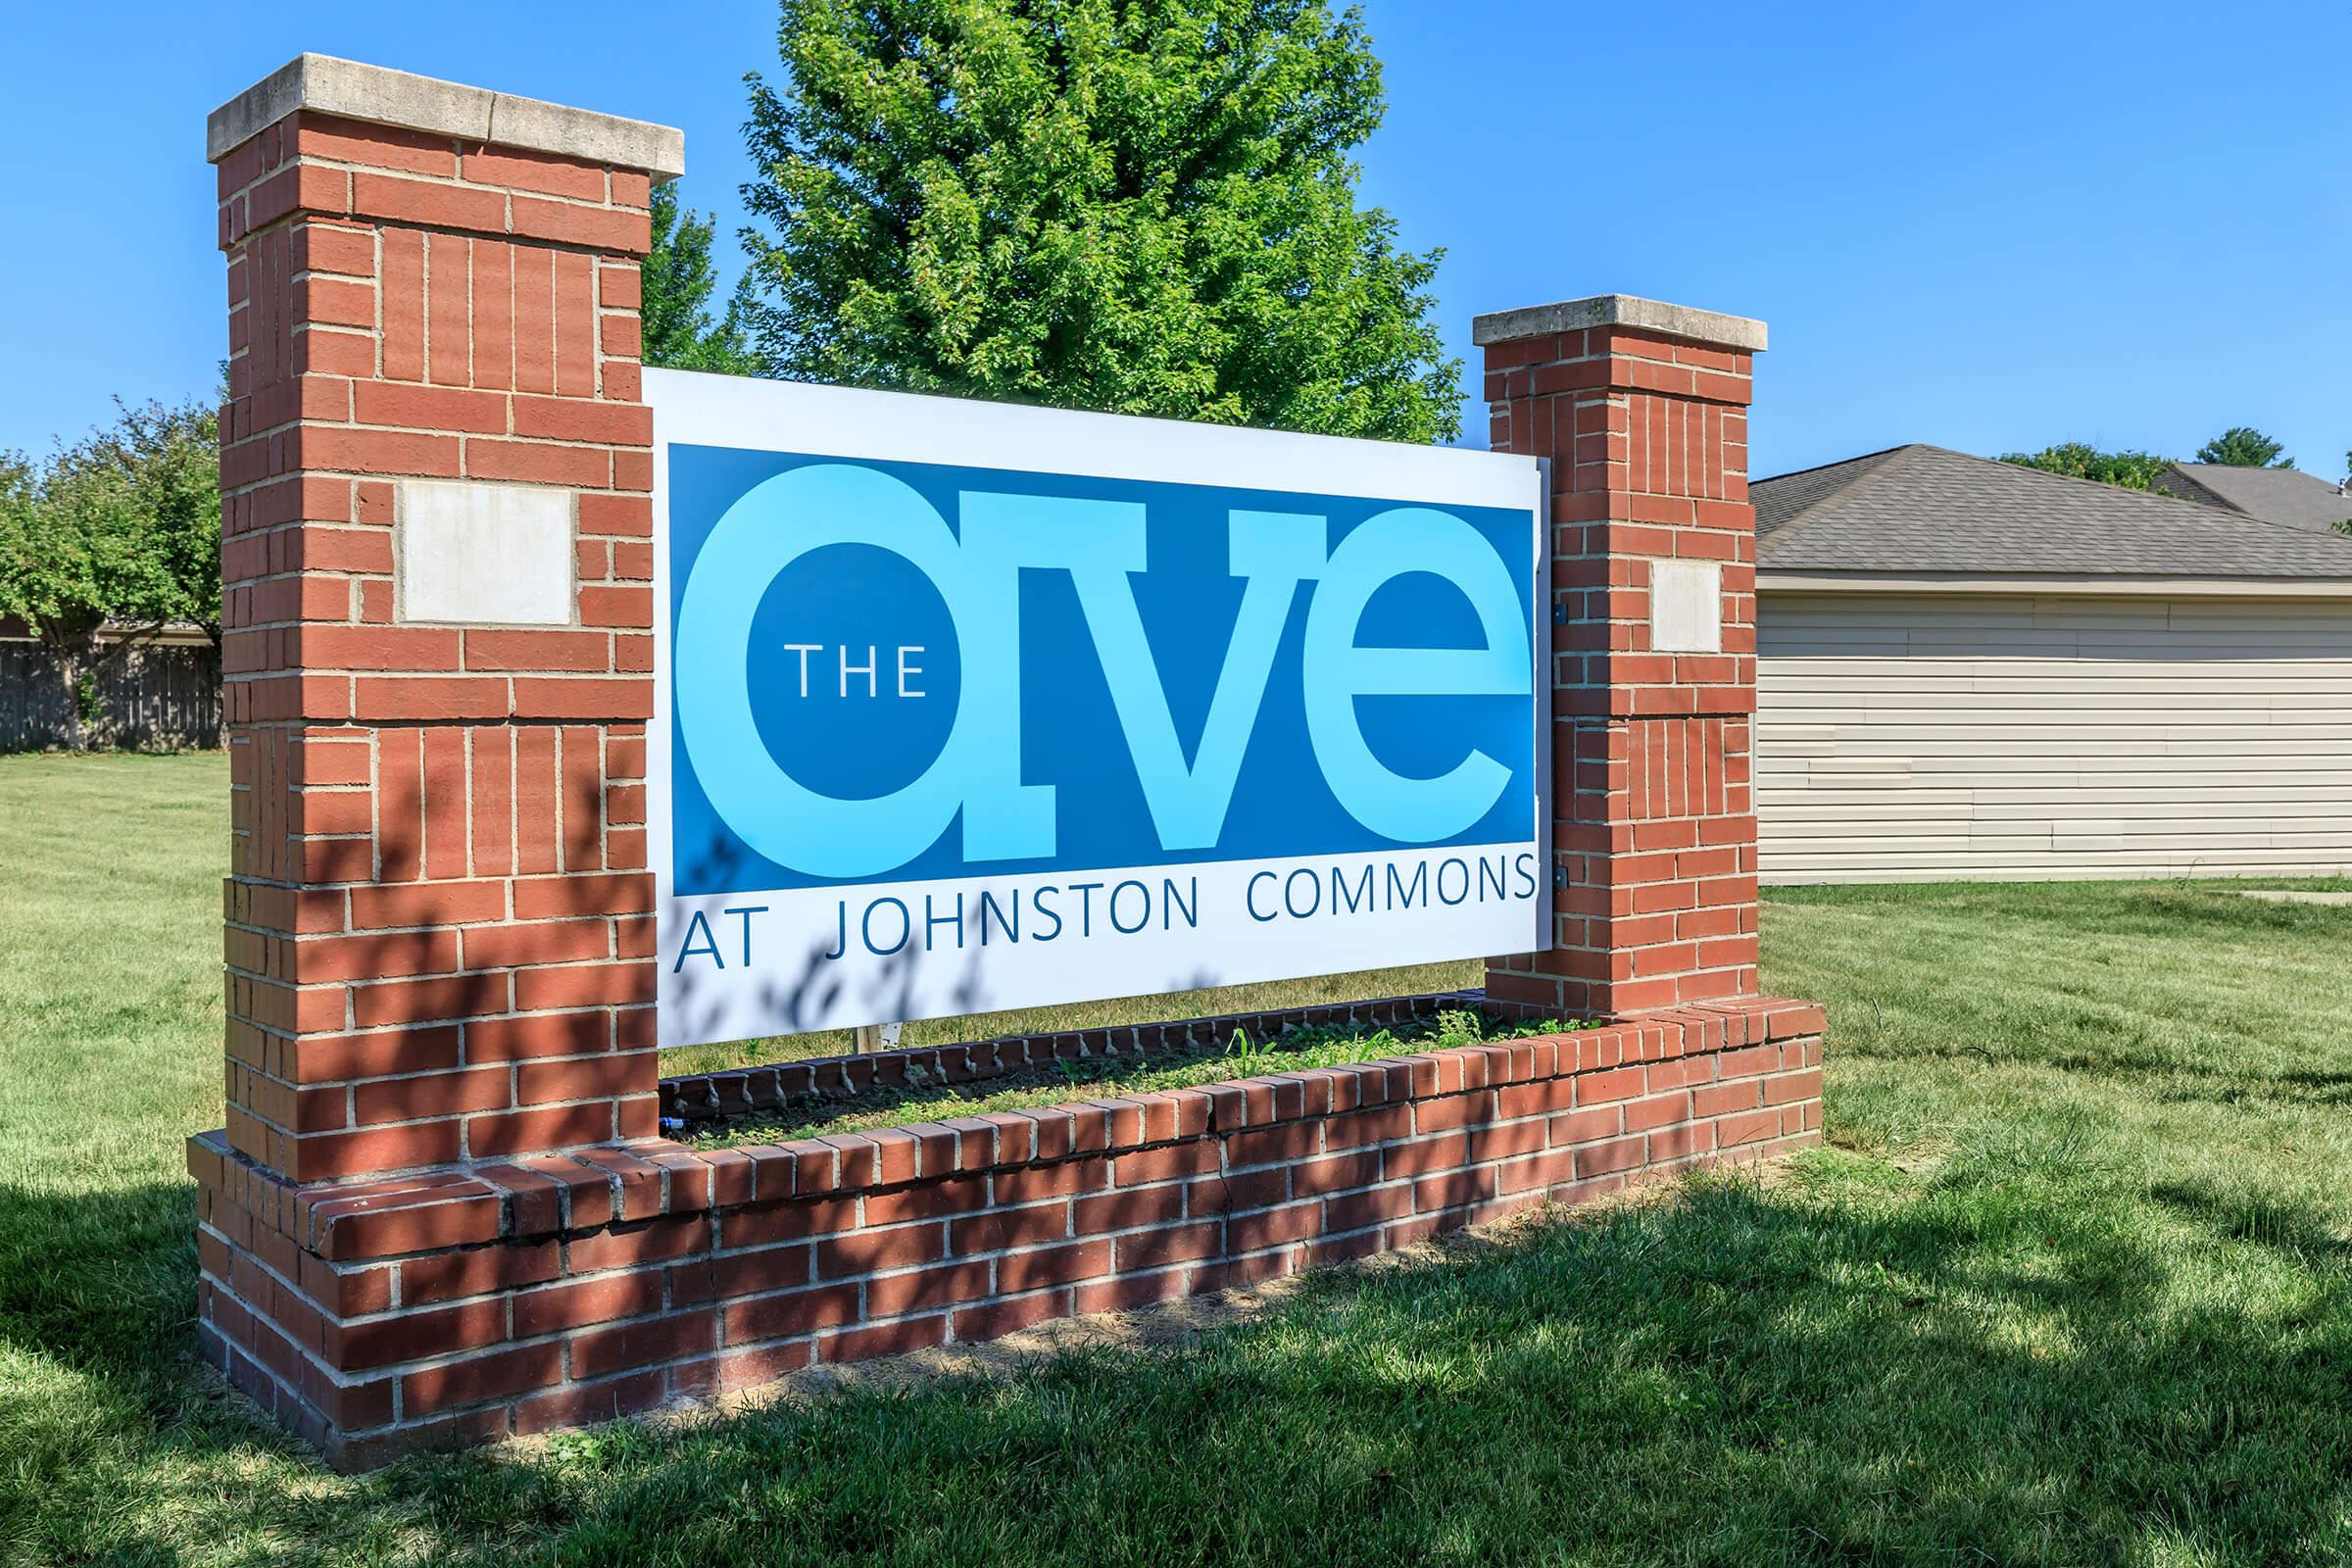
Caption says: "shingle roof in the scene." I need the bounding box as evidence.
[1753,444,2352,579]
[2156,463,2352,534]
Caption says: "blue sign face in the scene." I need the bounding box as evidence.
[665,444,1540,897]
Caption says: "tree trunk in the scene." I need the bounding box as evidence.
[56,640,86,753]
[47,630,112,753]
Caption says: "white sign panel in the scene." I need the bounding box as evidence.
[648,370,1547,1046]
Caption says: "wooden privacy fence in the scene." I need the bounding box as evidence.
[0,639,222,752]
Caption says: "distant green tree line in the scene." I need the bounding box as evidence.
[2000,425,2320,492]
[0,400,221,750]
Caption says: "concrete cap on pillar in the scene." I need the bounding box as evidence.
[206,53,686,179]
[1471,293,1767,353]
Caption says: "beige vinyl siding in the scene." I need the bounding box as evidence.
[1756,592,2352,883]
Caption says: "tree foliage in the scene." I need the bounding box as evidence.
[2194,425,2292,468]
[1997,443,2177,492]
[738,0,1460,442]
[643,182,763,374]
[0,399,220,748]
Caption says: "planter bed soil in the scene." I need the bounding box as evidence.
[675,999,1585,1148]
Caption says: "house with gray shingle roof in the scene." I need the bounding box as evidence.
[1749,444,2352,884]
[2153,462,2352,535]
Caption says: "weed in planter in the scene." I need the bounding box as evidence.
[1227,1026,1265,1077]
[1434,1006,1485,1042]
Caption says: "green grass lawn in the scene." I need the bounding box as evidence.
[2,751,2348,1566]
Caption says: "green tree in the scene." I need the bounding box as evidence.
[738,0,1460,442]
[1998,443,2178,492]
[0,447,132,750]
[0,399,220,750]
[643,182,763,374]
[64,400,222,643]
[2194,425,2292,468]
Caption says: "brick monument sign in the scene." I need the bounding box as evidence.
[194,54,1823,1466]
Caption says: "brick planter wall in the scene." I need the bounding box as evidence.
[193,997,1821,1467]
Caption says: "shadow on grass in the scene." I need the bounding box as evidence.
[0,1177,200,1402]
[6,1159,2350,1565]
[2148,1179,2352,1262]
[405,1159,2349,1565]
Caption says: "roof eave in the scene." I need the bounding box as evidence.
[1757,569,2352,599]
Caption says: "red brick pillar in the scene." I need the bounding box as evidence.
[193,55,679,1449]
[1476,297,1766,1016]
[207,56,677,1184]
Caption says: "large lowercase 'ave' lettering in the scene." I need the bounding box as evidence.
[671,461,1536,882]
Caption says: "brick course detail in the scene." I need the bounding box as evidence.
[194,997,1824,1467]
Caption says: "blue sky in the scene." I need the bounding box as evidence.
[7,1,2347,478]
